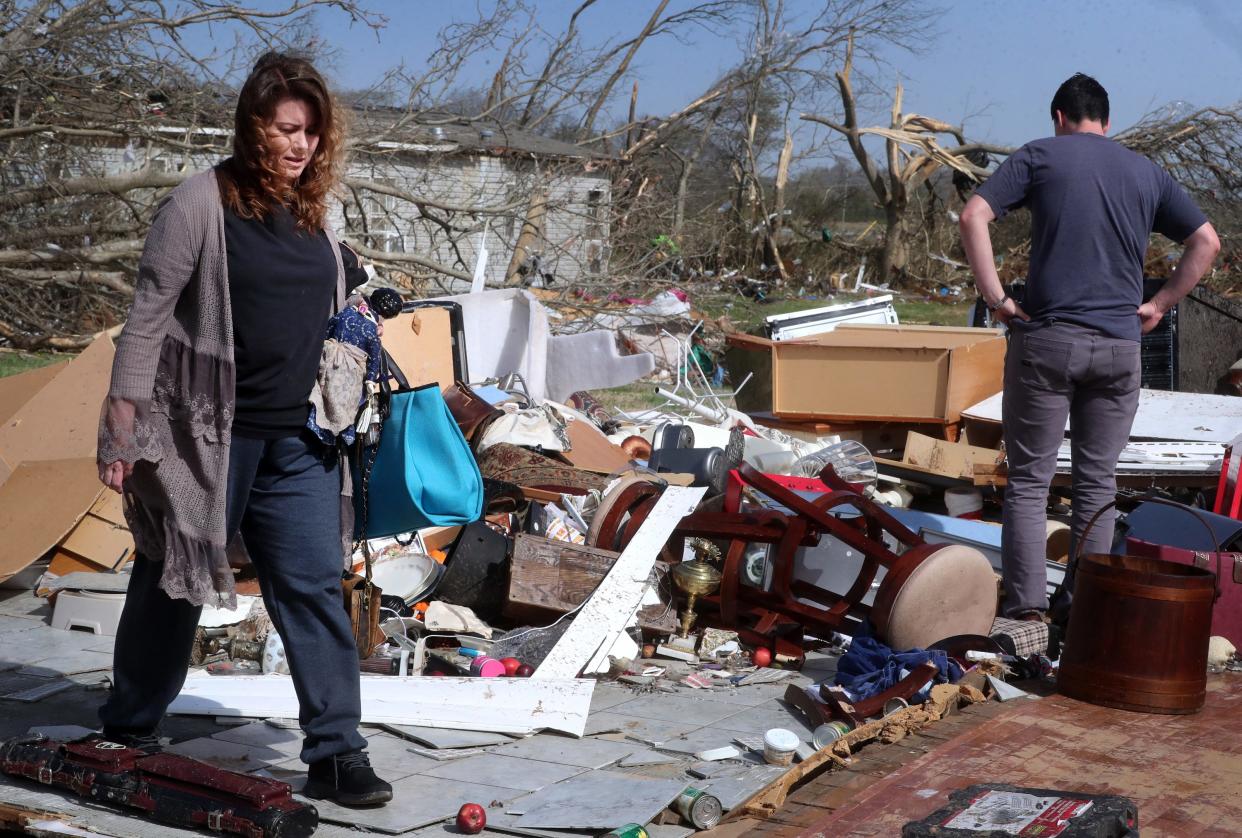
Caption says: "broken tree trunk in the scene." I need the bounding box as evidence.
[882,200,910,280]
[505,187,549,286]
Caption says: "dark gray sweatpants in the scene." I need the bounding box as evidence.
[99,433,367,763]
[1000,321,1140,616]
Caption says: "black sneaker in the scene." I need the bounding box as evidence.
[304,750,393,806]
[99,730,164,754]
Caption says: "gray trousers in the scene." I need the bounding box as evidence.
[1000,321,1140,616]
[100,433,367,763]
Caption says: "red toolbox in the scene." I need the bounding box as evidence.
[1126,537,1242,648]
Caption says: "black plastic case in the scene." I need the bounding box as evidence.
[902,784,1138,837]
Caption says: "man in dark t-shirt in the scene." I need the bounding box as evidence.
[959,73,1219,620]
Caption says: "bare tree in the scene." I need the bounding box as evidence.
[0,0,391,348]
[1116,104,1242,236]
[1,0,943,348]
[802,31,1012,283]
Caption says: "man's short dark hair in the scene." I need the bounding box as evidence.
[1050,73,1109,125]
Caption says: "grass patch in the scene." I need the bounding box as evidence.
[0,350,64,379]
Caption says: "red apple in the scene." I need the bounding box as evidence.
[500,657,522,676]
[456,802,486,834]
[515,663,535,677]
[751,647,772,668]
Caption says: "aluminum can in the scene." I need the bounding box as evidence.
[812,720,854,749]
[674,786,723,829]
[601,826,649,838]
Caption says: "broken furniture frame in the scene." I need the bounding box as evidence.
[781,661,941,728]
[590,463,995,659]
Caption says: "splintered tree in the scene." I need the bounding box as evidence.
[801,32,1013,284]
[1116,104,1242,238]
[610,0,931,277]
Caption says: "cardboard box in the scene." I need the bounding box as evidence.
[57,492,135,572]
[0,337,123,584]
[382,301,470,393]
[769,324,1004,425]
[723,333,774,415]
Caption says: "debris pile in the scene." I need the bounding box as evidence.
[1,282,1241,837]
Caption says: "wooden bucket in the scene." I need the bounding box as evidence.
[1057,500,1220,715]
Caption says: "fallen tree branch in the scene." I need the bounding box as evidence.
[0,172,184,213]
[0,241,144,266]
[348,241,474,282]
[0,268,134,296]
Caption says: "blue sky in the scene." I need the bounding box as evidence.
[216,0,1242,148]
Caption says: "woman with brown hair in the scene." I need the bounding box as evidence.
[96,52,392,806]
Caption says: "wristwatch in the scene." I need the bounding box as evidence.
[986,294,1009,312]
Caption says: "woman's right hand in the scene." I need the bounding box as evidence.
[99,459,133,494]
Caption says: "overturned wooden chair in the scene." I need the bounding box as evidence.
[589,463,997,659]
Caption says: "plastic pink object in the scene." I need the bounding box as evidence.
[470,656,505,677]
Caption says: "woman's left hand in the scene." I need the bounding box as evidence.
[99,459,133,494]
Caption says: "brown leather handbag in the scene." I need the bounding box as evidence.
[341,571,386,659]
[443,381,502,449]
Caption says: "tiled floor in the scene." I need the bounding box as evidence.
[5,673,822,836]
[783,675,1242,838]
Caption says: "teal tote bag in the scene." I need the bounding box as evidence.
[355,353,483,538]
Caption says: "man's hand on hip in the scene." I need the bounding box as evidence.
[1137,301,1165,334]
[995,297,1031,326]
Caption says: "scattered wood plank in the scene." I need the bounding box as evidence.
[902,431,1001,481]
[726,683,987,822]
[533,486,706,679]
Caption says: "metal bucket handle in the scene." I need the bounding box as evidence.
[1077,496,1224,601]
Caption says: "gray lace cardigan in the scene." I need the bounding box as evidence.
[99,169,346,608]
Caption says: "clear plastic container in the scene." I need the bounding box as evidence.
[792,439,877,489]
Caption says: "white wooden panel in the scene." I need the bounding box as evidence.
[535,486,706,679]
[966,389,1242,444]
[169,673,595,737]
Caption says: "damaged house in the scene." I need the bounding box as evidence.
[8,105,613,295]
[341,111,614,291]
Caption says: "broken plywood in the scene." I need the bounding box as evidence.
[562,417,633,474]
[902,431,1001,481]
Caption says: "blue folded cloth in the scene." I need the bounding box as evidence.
[832,632,962,705]
[307,299,383,446]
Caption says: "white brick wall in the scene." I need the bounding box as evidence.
[38,137,611,294]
